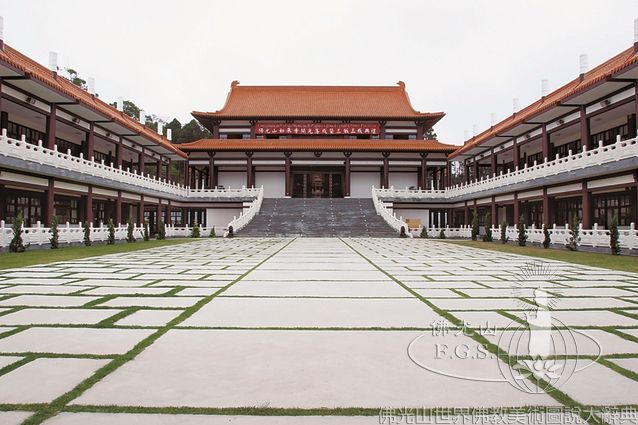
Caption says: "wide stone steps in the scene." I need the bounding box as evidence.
[237,198,398,237]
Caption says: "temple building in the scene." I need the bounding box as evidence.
[0,23,637,237]
[181,81,455,198]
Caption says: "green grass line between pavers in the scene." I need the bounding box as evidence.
[20,238,296,425]
[438,240,638,273]
[340,238,607,425]
[0,239,197,270]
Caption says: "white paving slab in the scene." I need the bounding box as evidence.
[0,285,91,294]
[182,297,445,328]
[558,359,638,405]
[0,358,108,403]
[0,308,120,325]
[74,329,557,408]
[0,411,32,425]
[0,355,22,369]
[0,328,155,354]
[0,295,99,307]
[224,281,409,297]
[100,296,202,308]
[116,309,182,326]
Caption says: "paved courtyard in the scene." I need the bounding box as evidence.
[0,238,637,424]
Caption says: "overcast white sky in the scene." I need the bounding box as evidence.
[1,1,636,143]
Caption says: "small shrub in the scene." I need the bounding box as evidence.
[83,221,92,247]
[482,213,493,242]
[471,211,479,241]
[500,221,508,244]
[609,214,621,255]
[49,215,59,249]
[439,229,446,239]
[157,220,166,240]
[9,212,26,253]
[143,220,150,241]
[542,224,551,249]
[107,219,116,245]
[209,226,216,238]
[126,218,136,243]
[517,215,527,247]
[190,222,201,238]
[227,226,234,238]
[566,215,580,251]
[420,226,428,238]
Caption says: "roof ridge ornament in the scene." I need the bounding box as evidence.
[396,81,406,90]
[231,80,240,88]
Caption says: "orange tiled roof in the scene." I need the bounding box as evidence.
[192,81,445,121]
[179,138,459,153]
[450,46,638,159]
[0,44,186,158]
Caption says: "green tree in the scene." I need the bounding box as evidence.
[542,224,551,249]
[157,220,166,240]
[174,119,212,143]
[500,221,508,244]
[190,222,200,238]
[609,214,621,255]
[439,229,446,239]
[49,215,59,249]
[83,222,92,247]
[420,226,428,238]
[209,226,216,238]
[9,212,26,253]
[483,212,492,242]
[517,215,527,247]
[471,211,479,241]
[126,218,136,243]
[65,68,87,89]
[107,219,116,245]
[566,215,580,251]
[423,127,437,140]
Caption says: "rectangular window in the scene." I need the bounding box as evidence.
[592,192,633,228]
[554,197,582,225]
[54,197,80,225]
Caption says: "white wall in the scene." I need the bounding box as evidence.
[350,172,379,198]
[255,172,285,198]
[389,172,417,189]
[206,208,243,228]
[393,208,430,228]
[218,172,246,189]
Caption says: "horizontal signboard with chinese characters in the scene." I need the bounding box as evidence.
[256,123,380,136]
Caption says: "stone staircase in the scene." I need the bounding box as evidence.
[237,198,398,237]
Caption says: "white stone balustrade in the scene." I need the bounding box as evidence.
[224,186,264,237]
[371,186,412,237]
[0,131,260,200]
[416,222,637,250]
[375,135,638,201]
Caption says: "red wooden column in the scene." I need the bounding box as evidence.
[166,202,172,225]
[137,196,145,225]
[472,159,479,181]
[633,84,638,136]
[156,201,162,231]
[490,149,497,177]
[85,186,93,225]
[382,153,390,188]
[138,149,145,175]
[580,106,591,150]
[46,104,56,149]
[512,139,520,170]
[420,156,427,189]
[344,153,351,197]
[542,188,550,225]
[86,122,95,160]
[284,152,292,196]
[581,182,591,228]
[116,137,123,168]
[183,160,190,186]
[513,193,520,225]
[246,152,254,187]
[249,120,257,138]
[464,203,470,225]
[491,196,497,226]
[379,121,387,139]
[115,191,122,225]
[208,154,216,188]
[156,157,161,179]
[541,124,550,161]
[46,178,55,225]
